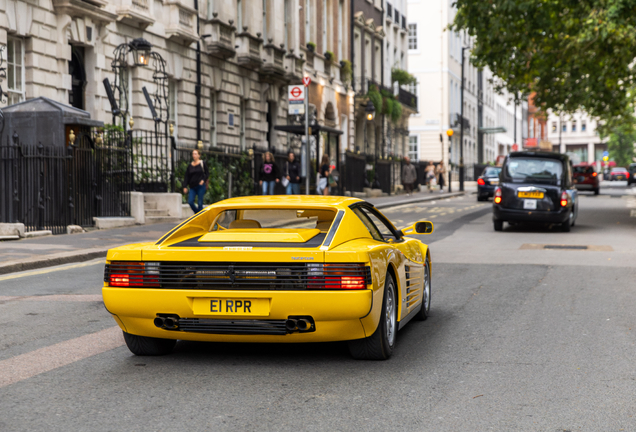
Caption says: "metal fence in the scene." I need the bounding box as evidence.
[344,151,367,193]
[375,159,401,195]
[0,130,132,234]
[131,129,171,192]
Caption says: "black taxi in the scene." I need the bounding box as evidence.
[493,151,578,232]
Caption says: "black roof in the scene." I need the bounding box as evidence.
[508,151,569,162]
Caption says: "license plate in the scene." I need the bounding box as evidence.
[617,176,624,180]
[523,199,537,210]
[490,179,499,185]
[192,298,270,316]
[518,191,544,199]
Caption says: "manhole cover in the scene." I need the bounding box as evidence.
[543,245,588,250]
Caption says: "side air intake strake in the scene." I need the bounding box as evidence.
[105,262,372,290]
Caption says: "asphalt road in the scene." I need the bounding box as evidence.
[1,186,635,431]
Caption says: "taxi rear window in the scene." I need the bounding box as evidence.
[503,158,563,183]
[573,166,594,174]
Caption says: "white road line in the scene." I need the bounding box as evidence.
[0,326,124,388]
[0,258,105,282]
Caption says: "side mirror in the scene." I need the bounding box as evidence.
[401,221,434,236]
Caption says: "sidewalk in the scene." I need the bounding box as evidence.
[0,189,468,275]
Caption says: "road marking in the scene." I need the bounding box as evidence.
[0,326,124,388]
[0,294,103,304]
[0,258,105,282]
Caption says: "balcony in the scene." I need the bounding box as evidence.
[398,87,418,112]
[261,39,287,80]
[284,51,305,83]
[236,30,263,70]
[53,0,118,23]
[450,113,470,130]
[165,0,198,45]
[353,77,390,96]
[204,14,236,60]
[116,0,154,29]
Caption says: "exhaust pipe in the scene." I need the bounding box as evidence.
[285,319,298,332]
[154,317,166,328]
[296,319,311,331]
[164,317,179,329]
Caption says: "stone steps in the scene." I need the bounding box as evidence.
[144,208,170,217]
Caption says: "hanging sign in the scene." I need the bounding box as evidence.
[288,85,305,115]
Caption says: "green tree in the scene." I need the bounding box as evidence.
[451,0,636,132]
[607,125,636,167]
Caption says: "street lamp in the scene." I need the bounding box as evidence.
[129,38,152,66]
[364,100,376,156]
[459,46,469,192]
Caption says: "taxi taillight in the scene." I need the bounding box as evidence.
[477,178,485,186]
[560,191,569,207]
[592,172,597,177]
[494,187,502,204]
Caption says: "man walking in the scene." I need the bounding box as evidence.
[402,156,418,196]
[284,152,302,194]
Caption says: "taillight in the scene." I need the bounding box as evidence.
[494,187,502,204]
[477,178,485,186]
[560,191,569,207]
[307,264,369,290]
[107,262,160,287]
[592,172,597,177]
[627,173,631,179]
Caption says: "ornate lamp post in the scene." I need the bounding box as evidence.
[446,128,454,192]
[364,100,375,156]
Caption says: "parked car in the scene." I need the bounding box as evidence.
[572,164,599,195]
[609,167,629,181]
[103,196,435,360]
[627,163,636,185]
[493,151,578,232]
[477,166,502,201]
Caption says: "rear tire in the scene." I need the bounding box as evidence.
[494,219,503,231]
[561,214,572,232]
[123,331,176,356]
[348,275,397,360]
[477,195,486,202]
[415,261,431,321]
[594,188,600,195]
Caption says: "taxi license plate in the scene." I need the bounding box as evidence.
[617,176,624,180]
[518,191,544,199]
[192,298,270,316]
[490,179,499,185]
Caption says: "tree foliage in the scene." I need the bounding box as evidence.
[451,0,636,133]
[607,125,636,167]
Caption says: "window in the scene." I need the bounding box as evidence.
[551,121,556,133]
[210,91,217,147]
[305,0,311,44]
[562,122,567,133]
[408,23,417,50]
[572,121,576,132]
[284,0,290,49]
[581,121,587,132]
[262,0,267,41]
[6,37,25,105]
[408,135,419,161]
[338,0,343,59]
[237,0,242,32]
[353,206,401,242]
[322,0,327,51]
[239,100,246,150]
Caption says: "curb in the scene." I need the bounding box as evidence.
[372,191,465,209]
[0,248,109,276]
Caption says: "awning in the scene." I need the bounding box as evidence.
[274,124,343,136]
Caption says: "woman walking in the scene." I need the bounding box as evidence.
[183,149,209,214]
[317,154,331,195]
[425,161,436,192]
[259,152,280,195]
[436,161,446,193]
[284,151,301,195]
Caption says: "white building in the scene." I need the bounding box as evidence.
[407,0,521,177]
[546,112,607,164]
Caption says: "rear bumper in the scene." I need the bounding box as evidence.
[103,288,373,342]
[478,185,497,196]
[574,183,596,190]
[493,205,570,224]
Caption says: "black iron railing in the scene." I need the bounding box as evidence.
[344,151,367,193]
[398,87,418,111]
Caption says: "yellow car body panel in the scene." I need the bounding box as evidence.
[102,196,433,345]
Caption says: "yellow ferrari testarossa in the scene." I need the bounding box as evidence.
[103,196,433,360]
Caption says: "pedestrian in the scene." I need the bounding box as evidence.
[425,161,436,192]
[284,151,301,194]
[259,151,280,195]
[317,154,331,195]
[402,156,418,196]
[436,161,446,193]
[183,149,209,214]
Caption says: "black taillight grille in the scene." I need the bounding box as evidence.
[104,262,372,290]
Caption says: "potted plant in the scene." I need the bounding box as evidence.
[324,51,335,62]
[306,42,316,53]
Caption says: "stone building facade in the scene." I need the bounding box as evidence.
[0,0,354,157]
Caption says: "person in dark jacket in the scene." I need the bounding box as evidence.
[259,152,280,195]
[284,152,301,194]
[317,154,331,195]
[183,149,209,213]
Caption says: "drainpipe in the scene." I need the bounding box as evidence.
[195,0,202,143]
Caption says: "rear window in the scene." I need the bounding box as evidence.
[611,167,626,172]
[210,209,337,231]
[504,157,563,183]
[573,166,594,174]
[483,167,501,177]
